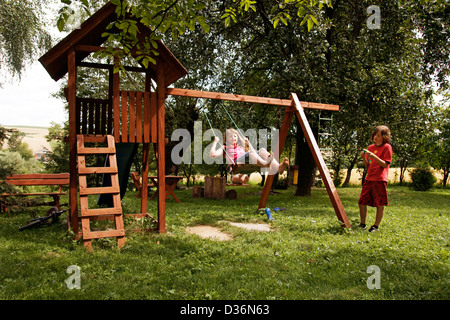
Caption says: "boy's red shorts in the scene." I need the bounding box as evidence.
[358,180,388,207]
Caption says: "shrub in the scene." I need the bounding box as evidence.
[410,167,437,191]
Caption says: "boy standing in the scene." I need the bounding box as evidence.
[358,125,393,232]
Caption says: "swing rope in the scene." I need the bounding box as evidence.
[203,110,235,165]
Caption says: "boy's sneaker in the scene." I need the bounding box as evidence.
[355,223,366,230]
[368,225,379,233]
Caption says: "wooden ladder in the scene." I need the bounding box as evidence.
[77,135,125,250]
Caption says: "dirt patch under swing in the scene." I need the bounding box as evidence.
[185,221,272,241]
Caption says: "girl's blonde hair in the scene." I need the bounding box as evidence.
[225,128,249,151]
[371,125,391,144]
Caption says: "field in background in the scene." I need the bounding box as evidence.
[4,125,51,155]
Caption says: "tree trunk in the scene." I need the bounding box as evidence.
[294,118,317,197]
[342,155,358,187]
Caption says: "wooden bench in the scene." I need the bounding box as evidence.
[1,173,70,212]
[131,172,155,198]
[149,175,183,203]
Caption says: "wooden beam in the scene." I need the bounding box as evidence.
[291,93,351,229]
[166,87,339,111]
[113,56,120,143]
[258,108,294,210]
[68,48,79,236]
[156,60,167,233]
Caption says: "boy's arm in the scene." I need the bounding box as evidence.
[361,150,369,167]
[365,150,389,168]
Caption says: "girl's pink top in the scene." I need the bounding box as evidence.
[224,144,245,163]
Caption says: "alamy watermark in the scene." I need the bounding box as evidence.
[65,265,81,290]
[367,5,381,30]
[366,265,381,290]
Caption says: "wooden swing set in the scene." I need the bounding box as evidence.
[39,2,350,250]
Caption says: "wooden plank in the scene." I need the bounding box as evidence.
[121,91,128,142]
[113,56,120,143]
[79,186,120,195]
[167,88,340,111]
[82,229,125,240]
[156,61,166,233]
[6,179,70,186]
[68,48,79,235]
[140,143,150,214]
[129,91,136,143]
[258,108,294,210]
[1,192,66,197]
[78,167,118,175]
[291,93,351,228]
[136,91,143,143]
[143,92,151,143]
[80,207,122,217]
[150,92,157,144]
[7,173,69,180]
[81,135,108,143]
[167,88,292,107]
[77,147,116,154]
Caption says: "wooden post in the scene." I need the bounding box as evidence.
[204,177,226,199]
[67,48,79,236]
[140,143,150,216]
[113,56,120,143]
[156,60,167,233]
[258,108,294,209]
[291,93,351,228]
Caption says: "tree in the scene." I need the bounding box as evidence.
[0,0,53,82]
[56,0,448,195]
[427,104,450,186]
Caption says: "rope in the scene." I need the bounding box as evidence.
[219,102,247,142]
[203,110,235,165]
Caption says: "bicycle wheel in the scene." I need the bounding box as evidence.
[19,219,44,231]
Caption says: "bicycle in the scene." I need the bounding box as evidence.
[19,204,69,231]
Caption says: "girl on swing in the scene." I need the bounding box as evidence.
[209,128,290,184]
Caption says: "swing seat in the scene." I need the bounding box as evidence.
[231,163,269,174]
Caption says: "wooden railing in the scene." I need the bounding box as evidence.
[76,91,156,143]
[76,98,113,135]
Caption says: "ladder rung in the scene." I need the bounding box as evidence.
[79,186,120,195]
[80,135,109,143]
[78,167,118,175]
[82,229,125,240]
[78,147,116,155]
[80,207,122,217]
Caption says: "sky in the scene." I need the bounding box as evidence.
[0,64,67,128]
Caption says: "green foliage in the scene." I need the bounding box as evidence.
[410,167,437,191]
[43,122,70,174]
[0,0,52,80]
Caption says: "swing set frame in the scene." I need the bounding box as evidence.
[167,88,351,229]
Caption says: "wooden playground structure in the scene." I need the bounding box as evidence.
[39,2,350,250]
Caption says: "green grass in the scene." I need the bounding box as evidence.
[0,185,448,300]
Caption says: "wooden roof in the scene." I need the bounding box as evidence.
[39,2,187,86]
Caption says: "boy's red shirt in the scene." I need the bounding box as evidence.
[365,143,393,182]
